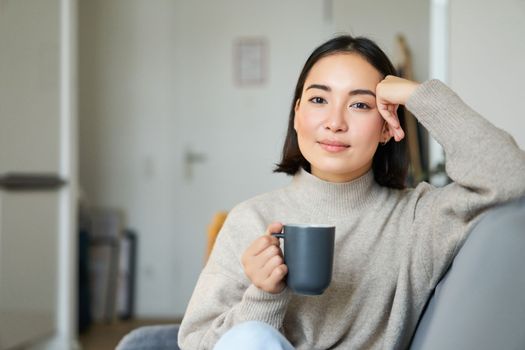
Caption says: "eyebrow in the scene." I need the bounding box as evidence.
[305,84,376,98]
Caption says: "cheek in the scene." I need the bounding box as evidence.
[294,114,319,162]
[294,112,318,140]
[294,118,309,157]
[351,117,383,163]
[367,121,384,140]
[352,115,383,142]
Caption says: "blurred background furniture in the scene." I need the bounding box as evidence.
[206,211,228,262]
[78,208,138,333]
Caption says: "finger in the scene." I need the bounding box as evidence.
[396,127,405,141]
[381,103,406,142]
[260,254,285,278]
[265,222,283,236]
[265,264,288,287]
[379,108,401,137]
[388,105,404,142]
[388,119,404,142]
[387,104,401,129]
[388,104,405,140]
[377,102,399,129]
[390,104,399,122]
[391,124,404,141]
[252,244,282,269]
[245,235,278,257]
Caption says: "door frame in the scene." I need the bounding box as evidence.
[37,0,79,348]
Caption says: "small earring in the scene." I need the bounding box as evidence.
[380,139,388,146]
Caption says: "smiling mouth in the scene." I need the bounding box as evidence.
[318,140,350,153]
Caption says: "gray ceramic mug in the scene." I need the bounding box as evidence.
[273,224,335,295]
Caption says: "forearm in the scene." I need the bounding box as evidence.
[178,272,291,349]
[406,79,525,204]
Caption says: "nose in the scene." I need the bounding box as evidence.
[325,104,348,132]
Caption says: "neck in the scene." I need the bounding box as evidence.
[288,168,383,216]
[311,162,373,183]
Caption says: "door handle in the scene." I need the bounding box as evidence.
[0,173,66,191]
[184,147,207,181]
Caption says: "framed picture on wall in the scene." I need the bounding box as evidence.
[234,37,268,86]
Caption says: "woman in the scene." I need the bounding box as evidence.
[178,35,525,349]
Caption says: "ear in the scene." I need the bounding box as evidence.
[380,121,394,144]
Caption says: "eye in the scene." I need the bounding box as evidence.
[350,102,370,110]
[309,97,327,104]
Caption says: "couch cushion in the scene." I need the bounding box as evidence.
[116,324,180,350]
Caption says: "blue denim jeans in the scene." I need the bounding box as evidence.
[213,321,294,350]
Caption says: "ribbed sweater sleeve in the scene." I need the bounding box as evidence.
[406,79,525,286]
[178,204,292,350]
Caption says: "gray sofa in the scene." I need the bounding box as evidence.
[117,197,525,350]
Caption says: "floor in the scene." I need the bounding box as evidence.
[79,319,182,350]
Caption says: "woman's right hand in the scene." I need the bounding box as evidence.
[375,75,420,142]
[241,222,288,294]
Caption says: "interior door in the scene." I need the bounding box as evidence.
[0,0,68,348]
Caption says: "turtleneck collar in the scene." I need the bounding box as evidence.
[287,168,383,216]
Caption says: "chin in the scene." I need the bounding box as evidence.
[313,159,371,178]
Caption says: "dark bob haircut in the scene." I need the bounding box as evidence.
[274,35,408,189]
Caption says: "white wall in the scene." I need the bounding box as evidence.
[333,0,430,82]
[449,0,525,149]
[79,0,334,317]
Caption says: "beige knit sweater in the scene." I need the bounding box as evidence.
[178,80,525,349]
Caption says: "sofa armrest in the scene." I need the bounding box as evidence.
[410,197,525,349]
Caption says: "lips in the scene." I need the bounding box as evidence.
[318,139,350,153]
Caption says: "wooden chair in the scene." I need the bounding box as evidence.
[205,211,228,262]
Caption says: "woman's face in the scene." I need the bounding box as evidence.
[294,53,389,183]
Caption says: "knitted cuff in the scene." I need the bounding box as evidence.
[237,284,292,329]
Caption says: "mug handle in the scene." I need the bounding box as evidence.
[272,233,284,239]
